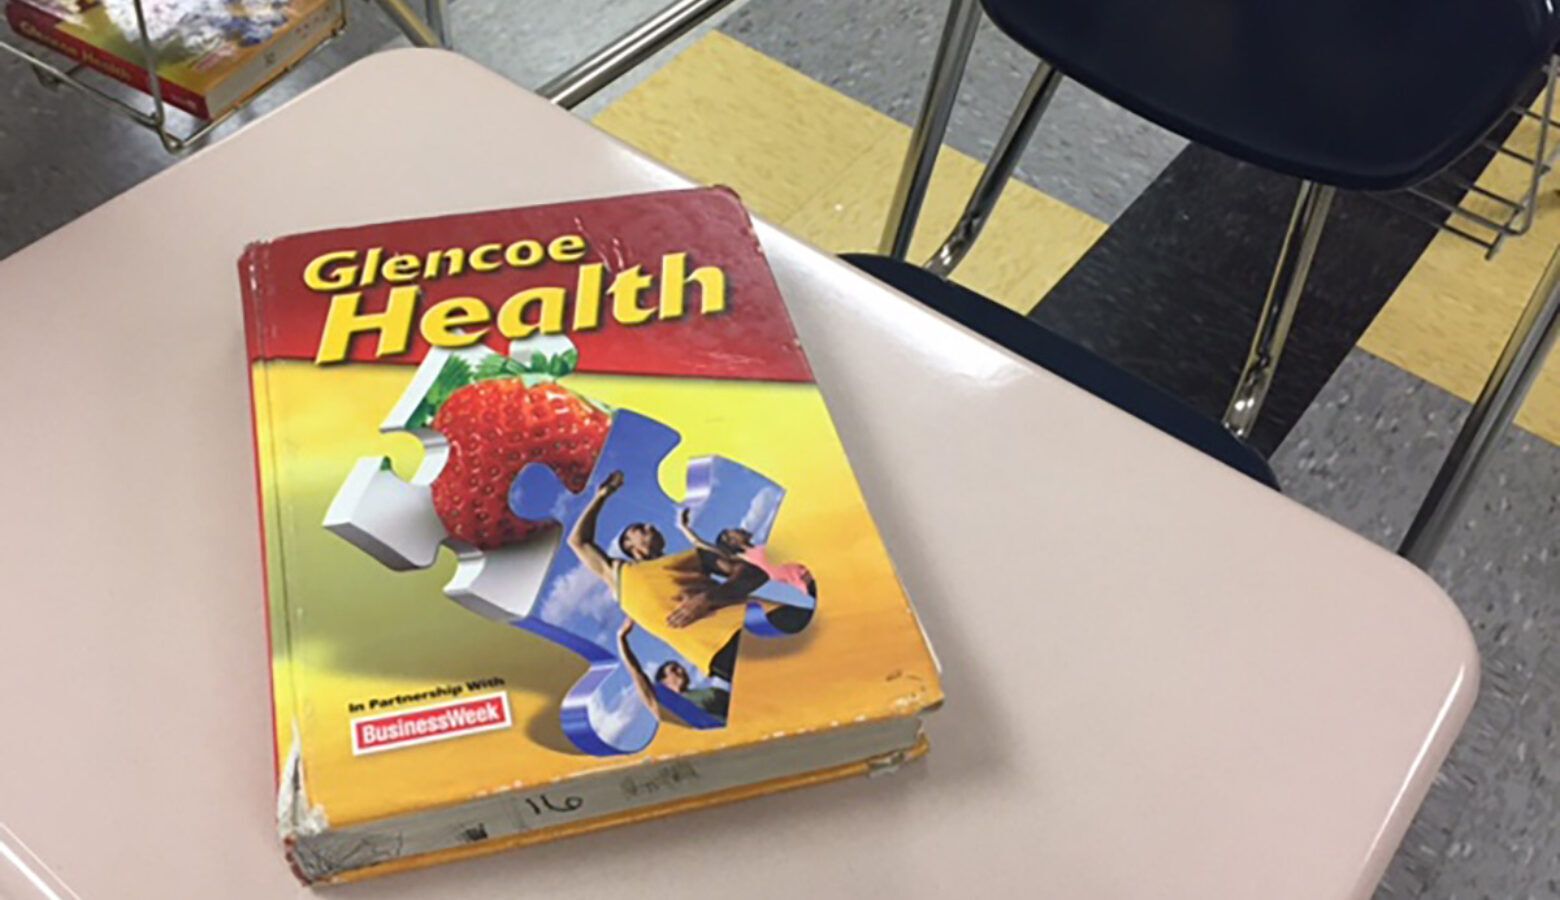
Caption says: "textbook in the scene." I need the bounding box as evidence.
[5,0,343,120]
[240,187,943,883]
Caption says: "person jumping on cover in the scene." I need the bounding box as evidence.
[676,511,815,635]
[568,471,769,689]
[616,620,731,720]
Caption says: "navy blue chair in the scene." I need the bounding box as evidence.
[880,0,1560,440]
[844,253,1280,489]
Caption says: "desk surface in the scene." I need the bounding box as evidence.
[0,50,1476,900]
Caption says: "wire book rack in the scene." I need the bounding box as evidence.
[1376,57,1560,259]
[0,0,450,153]
[0,0,741,153]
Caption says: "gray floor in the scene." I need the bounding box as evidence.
[2,2,1558,896]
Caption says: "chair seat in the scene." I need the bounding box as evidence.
[980,0,1557,190]
[843,254,1279,488]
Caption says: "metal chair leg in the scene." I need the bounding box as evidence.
[880,0,982,259]
[424,0,452,47]
[1221,181,1337,438]
[1399,247,1560,568]
[926,60,1064,277]
[373,0,445,48]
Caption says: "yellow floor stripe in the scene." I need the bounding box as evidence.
[1360,104,1560,446]
[593,33,1105,315]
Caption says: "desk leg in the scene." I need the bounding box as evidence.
[1400,247,1560,567]
[425,0,452,47]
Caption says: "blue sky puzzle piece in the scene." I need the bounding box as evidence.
[509,410,812,754]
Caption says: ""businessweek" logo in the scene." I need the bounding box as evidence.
[350,692,513,755]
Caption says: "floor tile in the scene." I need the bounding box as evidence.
[592,32,898,223]
[446,0,748,118]
[1410,642,1560,900]
[1030,145,1441,454]
[720,0,1186,223]
[781,134,1104,313]
[433,0,681,91]
[593,31,1105,313]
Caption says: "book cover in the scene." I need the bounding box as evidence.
[5,0,343,119]
[240,187,942,882]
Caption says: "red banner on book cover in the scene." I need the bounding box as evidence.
[240,189,814,384]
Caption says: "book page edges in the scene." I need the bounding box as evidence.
[320,735,930,885]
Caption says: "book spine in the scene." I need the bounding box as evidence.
[238,242,290,788]
[4,1,213,119]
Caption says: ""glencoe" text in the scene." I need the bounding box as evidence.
[302,234,728,364]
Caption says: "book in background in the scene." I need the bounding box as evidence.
[4,0,344,120]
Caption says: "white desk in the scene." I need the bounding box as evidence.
[0,50,1476,899]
